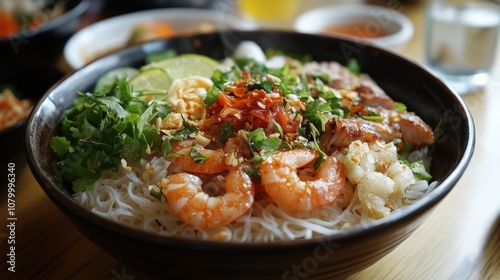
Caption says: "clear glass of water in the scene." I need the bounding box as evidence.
[425,0,500,94]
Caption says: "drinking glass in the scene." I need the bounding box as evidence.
[424,0,500,94]
[237,0,299,29]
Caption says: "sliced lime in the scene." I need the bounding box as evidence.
[129,67,173,100]
[141,53,221,80]
[94,67,140,92]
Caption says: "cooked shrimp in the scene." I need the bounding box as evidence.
[171,140,227,174]
[163,167,254,229]
[259,149,346,211]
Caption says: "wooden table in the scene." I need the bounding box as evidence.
[2,1,500,279]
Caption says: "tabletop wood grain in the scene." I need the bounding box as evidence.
[1,1,499,279]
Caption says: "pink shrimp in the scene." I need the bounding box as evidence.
[163,167,254,229]
[171,140,227,174]
[259,149,346,211]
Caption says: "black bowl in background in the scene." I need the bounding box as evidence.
[104,0,215,13]
[0,0,92,66]
[25,31,475,280]
[0,62,64,187]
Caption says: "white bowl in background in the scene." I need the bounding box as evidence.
[294,4,414,50]
[64,8,257,69]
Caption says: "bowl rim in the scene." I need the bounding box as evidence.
[0,0,92,43]
[63,7,258,70]
[0,119,26,136]
[294,3,414,48]
[27,30,475,250]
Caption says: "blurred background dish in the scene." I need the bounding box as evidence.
[294,3,414,50]
[0,61,64,185]
[105,0,216,12]
[63,8,258,70]
[0,0,91,66]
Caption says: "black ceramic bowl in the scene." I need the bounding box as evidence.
[105,0,215,12]
[0,0,91,65]
[25,31,475,280]
[0,62,64,186]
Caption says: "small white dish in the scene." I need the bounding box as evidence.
[64,8,257,69]
[294,4,414,50]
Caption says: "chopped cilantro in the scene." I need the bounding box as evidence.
[51,136,71,157]
[220,121,233,143]
[243,166,261,183]
[50,78,172,192]
[303,100,331,133]
[188,148,209,164]
[172,116,199,139]
[72,176,100,192]
[246,128,281,153]
[250,79,274,93]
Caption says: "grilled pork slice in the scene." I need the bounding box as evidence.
[302,61,395,109]
[319,115,434,155]
[319,118,398,154]
[398,112,435,148]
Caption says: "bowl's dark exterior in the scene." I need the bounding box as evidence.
[25,31,475,279]
[0,0,91,66]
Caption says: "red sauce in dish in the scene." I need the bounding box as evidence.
[322,22,389,38]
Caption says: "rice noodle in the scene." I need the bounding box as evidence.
[74,143,434,242]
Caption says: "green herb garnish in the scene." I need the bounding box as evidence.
[189,148,209,164]
[50,79,171,192]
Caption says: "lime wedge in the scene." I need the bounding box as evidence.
[141,54,221,80]
[129,67,173,100]
[94,67,139,92]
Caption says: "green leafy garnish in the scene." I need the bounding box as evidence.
[402,160,432,181]
[173,116,199,139]
[220,121,233,143]
[246,128,281,153]
[51,136,71,157]
[347,58,361,76]
[303,100,331,133]
[362,115,384,121]
[398,141,412,160]
[50,79,171,192]
[245,128,281,175]
[72,176,99,192]
[148,185,163,200]
[161,116,199,157]
[309,124,328,170]
[189,148,209,164]
[409,161,432,181]
[204,85,220,106]
[394,102,407,113]
[361,109,384,122]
